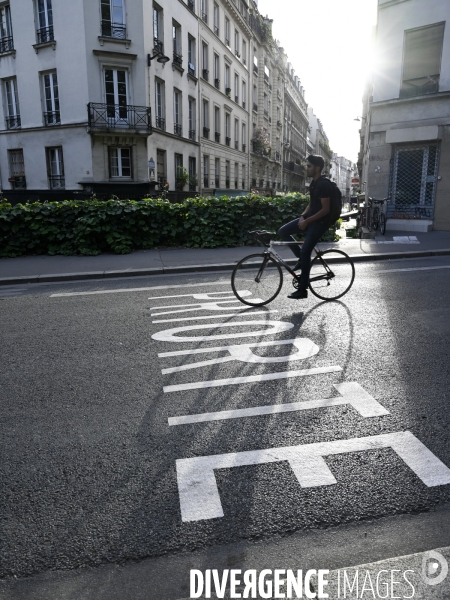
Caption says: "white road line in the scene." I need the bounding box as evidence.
[152,320,294,343]
[50,281,230,297]
[163,365,342,393]
[159,338,316,358]
[168,382,389,425]
[152,310,277,323]
[176,431,450,521]
[377,265,450,274]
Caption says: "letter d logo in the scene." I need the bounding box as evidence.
[422,550,448,586]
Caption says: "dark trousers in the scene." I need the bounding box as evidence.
[277,218,330,290]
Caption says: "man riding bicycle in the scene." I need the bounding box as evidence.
[278,154,334,300]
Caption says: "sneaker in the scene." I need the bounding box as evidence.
[292,259,302,271]
[288,288,308,299]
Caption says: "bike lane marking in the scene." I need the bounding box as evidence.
[168,382,389,425]
[176,432,450,522]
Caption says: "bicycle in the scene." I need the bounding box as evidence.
[231,231,355,306]
[356,198,372,237]
[370,197,388,235]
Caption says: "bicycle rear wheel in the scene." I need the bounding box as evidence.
[372,207,379,230]
[379,212,386,235]
[231,253,283,306]
[309,250,355,300]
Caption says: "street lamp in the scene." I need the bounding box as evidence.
[354,116,367,122]
[147,52,170,66]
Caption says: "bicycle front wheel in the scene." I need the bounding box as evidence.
[309,250,355,301]
[379,212,386,235]
[372,207,379,230]
[231,253,283,306]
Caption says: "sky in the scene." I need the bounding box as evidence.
[257,0,378,162]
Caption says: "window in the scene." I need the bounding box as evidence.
[242,80,246,109]
[173,89,182,135]
[36,0,53,44]
[401,23,445,98]
[203,154,209,187]
[104,68,127,120]
[157,149,166,183]
[225,17,230,45]
[242,39,246,65]
[225,64,230,94]
[175,153,183,187]
[253,54,258,74]
[42,71,60,125]
[215,157,220,187]
[234,162,239,188]
[242,122,246,151]
[4,78,20,129]
[253,84,257,111]
[101,0,125,39]
[242,164,246,189]
[234,73,239,103]
[8,149,26,189]
[46,146,64,189]
[214,106,220,141]
[109,147,131,177]
[214,54,220,87]
[153,4,163,52]
[202,99,209,137]
[188,36,196,75]
[188,97,196,139]
[225,112,230,145]
[0,5,13,53]
[213,3,219,35]
[234,118,239,149]
[234,29,239,56]
[225,161,230,188]
[202,42,208,79]
[155,78,165,129]
[201,0,207,23]
[173,20,182,64]
[189,156,196,189]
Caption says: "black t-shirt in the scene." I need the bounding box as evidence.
[307,176,333,225]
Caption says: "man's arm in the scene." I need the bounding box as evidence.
[299,198,330,229]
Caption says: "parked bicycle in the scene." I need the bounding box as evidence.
[356,196,388,236]
[231,231,355,306]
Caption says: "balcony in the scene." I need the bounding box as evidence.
[44,111,61,126]
[6,115,21,129]
[0,36,14,54]
[400,76,440,98]
[215,132,220,142]
[269,116,272,124]
[36,26,54,44]
[264,109,269,118]
[188,0,194,9]
[173,52,183,69]
[235,141,238,150]
[275,151,281,161]
[101,20,126,39]
[202,11,208,23]
[235,95,238,103]
[174,123,182,136]
[225,179,230,188]
[277,120,282,128]
[189,129,196,140]
[188,63,196,77]
[215,177,220,187]
[214,78,220,89]
[88,103,152,132]
[202,69,209,81]
[277,89,282,100]
[214,25,219,35]
[225,87,231,95]
[203,126,210,138]
[242,143,246,152]
[155,116,165,130]
[203,176,209,187]
[154,38,163,54]
[225,136,231,146]
[253,64,258,75]
[253,102,258,112]
[225,38,230,46]
[49,176,65,190]
[242,101,245,109]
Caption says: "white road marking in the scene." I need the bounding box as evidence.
[150,298,252,316]
[50,281,230,297]
[162,338,319,373]
[152,310,278,324]
[377,265,450,274]
[159,338,318,358]
[151,320,294,343]
[176,431,450,521]
[168,382,389,425]
[150,291,250,303]
[163,366,342,393]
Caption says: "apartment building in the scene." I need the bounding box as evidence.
[198,0,251,193]
[330,154,354,201]
[307,107,333,173]
[359,0,450,231]
[283,63,308,192]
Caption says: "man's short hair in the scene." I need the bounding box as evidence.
[307,154,325,171]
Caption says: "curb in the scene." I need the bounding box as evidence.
[2,248,450,286]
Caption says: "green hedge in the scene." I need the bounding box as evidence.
[0,194,338,257]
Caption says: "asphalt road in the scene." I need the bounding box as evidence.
[1,256,450,597]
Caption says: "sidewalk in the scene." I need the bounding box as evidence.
[2,230,450,285]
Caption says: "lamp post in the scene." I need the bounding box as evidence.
[147,52,170,67]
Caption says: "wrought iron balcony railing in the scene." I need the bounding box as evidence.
[204,176,209,187]
[37,26,54,44]
[173,52,183,68]
[174,123,182,136]
[6,115,21,129]
[215,132,220,142]
[277,120,282,128]
[49,176,65,190]
[225,87,231,95]
[187,0,194,10]
[44,111,61,126]
[87,103,152,131]
[214,25,219,35]
[189,129,196,140]
[214,78,220,89]
[155,116,165,130]
[188,63,196,76]
[225,137,231,146]
[253,102,258,112]
[242,144,246,152]
[215,178,220,188]
[400,77,440,98]
[154,38,163,54]
[202,11,207,23]
[203,126,210,138]
[242,101,245,109]
[202,69,209,80]
[235,95,238,103]
[0,36,14,53]
[101,21,126,39]
[235,141,238,150]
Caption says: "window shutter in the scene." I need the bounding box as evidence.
[403,22,445,82]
